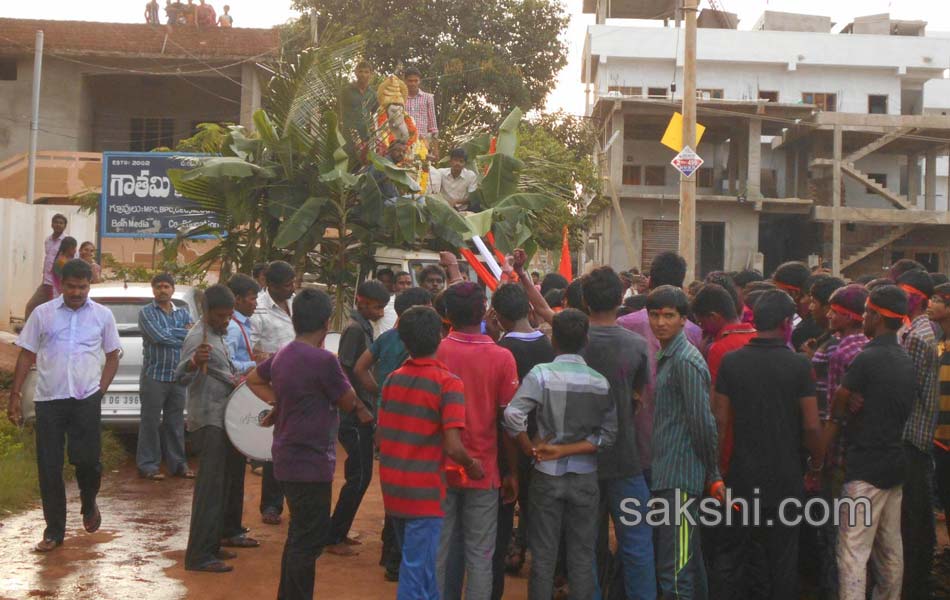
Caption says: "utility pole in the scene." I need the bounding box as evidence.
[26,30,44,205]
[678,0,698,282]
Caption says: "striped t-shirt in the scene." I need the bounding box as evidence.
[936,339,950,446]
[378,357,466,518]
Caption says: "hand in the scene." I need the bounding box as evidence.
[7,392,22,427]
[185,322,194,330]
[259,409,276,427]
[511,249,527,274]
[533,442,562,462]
[464,458,485,481]
[848,393,864,415]
[439,251,458,268]
[193,343,212,368]
[708,479,726,503]
[801,338,817,359]
[501,474,518,504]
[501,255,514,276]
[356,406,375,425]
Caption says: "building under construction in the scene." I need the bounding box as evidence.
[581,2,950,278]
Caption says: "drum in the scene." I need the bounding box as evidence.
[224,382,274,461]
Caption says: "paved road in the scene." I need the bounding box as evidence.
[0,453,530,600]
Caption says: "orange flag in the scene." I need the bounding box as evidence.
[558,225,572,281]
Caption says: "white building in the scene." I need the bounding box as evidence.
[582,5,950,277]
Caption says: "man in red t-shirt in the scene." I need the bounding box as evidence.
[692,283,756,473]
[195,0,216,27]
[379,306,483,599]
[435,282,520,599]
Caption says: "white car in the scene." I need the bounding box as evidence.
[19,283,201,429]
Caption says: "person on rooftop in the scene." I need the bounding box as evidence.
[196,0,216,27]
[218,4,233,27]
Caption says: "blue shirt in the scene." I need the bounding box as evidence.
[139,301,193,382]
[371,328,408,406]
[226,313,256,375]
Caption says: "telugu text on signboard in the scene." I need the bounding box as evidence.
[100,152,218,238]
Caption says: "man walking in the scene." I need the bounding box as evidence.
[137,273,194,480]
[647,285,722,599]
[250,261,297,525]
[24,213,68,320]
[712,289,822,599]
[8,259,120,552]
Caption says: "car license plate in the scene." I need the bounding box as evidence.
[101,393,140,408]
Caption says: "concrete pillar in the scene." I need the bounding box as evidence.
[797,142,810,199]
[925,148,937,211]
[832,125,842,276]
[907,153,920,207]
[240,63,262,132]
[737,125,748,194]
[784,144,796,199]
[727,137,738,194]
[747,118,762,198]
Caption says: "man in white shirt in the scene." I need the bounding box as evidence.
[249,261,296,525]
[8,259,121,552]
[429,148,478,211]
[373,268,398,337]
[24,213,68,321]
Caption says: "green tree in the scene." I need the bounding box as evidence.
[289,0,569,125]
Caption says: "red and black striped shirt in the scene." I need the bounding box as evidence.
[378,358,466,518]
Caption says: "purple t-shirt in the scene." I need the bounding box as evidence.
[616,308,703,471]
[257,341,352,482]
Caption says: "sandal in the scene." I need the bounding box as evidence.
[140,471,166,481]
[220,535,260,548]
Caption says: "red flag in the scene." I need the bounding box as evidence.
[558,226,572,281]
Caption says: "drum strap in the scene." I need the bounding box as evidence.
[232,316,253,358]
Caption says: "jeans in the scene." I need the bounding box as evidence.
[34,394,102,543]
[330,422,374,544]
[184,426,246,569]
[713,507,800,600]
[900,444,934,599]
[597,474,656,600]
[527,471,600,600]
[438,487,499,600]
[394,517,443,600]
[492,452,532,600]
[654,489,707,600]
[837,480,903,600]
[136,374,187,475]
[261,462,285,515]
[277,481,331,600]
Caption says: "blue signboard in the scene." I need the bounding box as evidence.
[100,152,218,239]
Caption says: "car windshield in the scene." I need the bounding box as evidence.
[95,298,189,335]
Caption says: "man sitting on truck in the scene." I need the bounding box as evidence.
[429,148,478,212]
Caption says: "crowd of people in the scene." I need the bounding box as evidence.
[7,210,950,600]
[145,0,233,28]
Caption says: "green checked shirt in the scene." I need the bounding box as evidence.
[651,330,720,496]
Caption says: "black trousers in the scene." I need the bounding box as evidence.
[184,426,246,568]
[934,444,950,540]
[261,461,285,515]
[381,515,402,572]
[278,481,332,600]
[712,508,800,600]
[34,394,103,543]
[900,443,935,599]
[329,421,374,544]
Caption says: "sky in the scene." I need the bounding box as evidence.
[4,0,950,115]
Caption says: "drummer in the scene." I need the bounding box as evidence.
[246,288,374,598]
[177,284,259,574]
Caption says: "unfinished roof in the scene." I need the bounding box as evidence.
[753,11,832,33]
[841,14,927,37]
[0,18,281,61]
[581,0,675,20]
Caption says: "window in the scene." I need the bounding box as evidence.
[697,167,714,188]
[608,85,641,97]
[758,90,779,103]
[0,59,16,81]
[802,93,837,112]
[130,118,175,152]
[647,87,668,99]
[622,165,642,185]
[866,173,887,193]
[697,89,724,100]
[644,166,666,186]
[868,95,888,114]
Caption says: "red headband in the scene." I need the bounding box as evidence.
[774,281,801,294]
[866,299,910,325]
[898,283,928,300]
[830,303,863,323]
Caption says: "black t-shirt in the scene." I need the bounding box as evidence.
[581,324,650,480]
[497,332,556,382]
[792,315,824,352]
[716,337,816,507]
[840,332,916,489]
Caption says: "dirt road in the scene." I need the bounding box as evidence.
[0,452,530,600]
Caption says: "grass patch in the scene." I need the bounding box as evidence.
[0,404,127,515]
